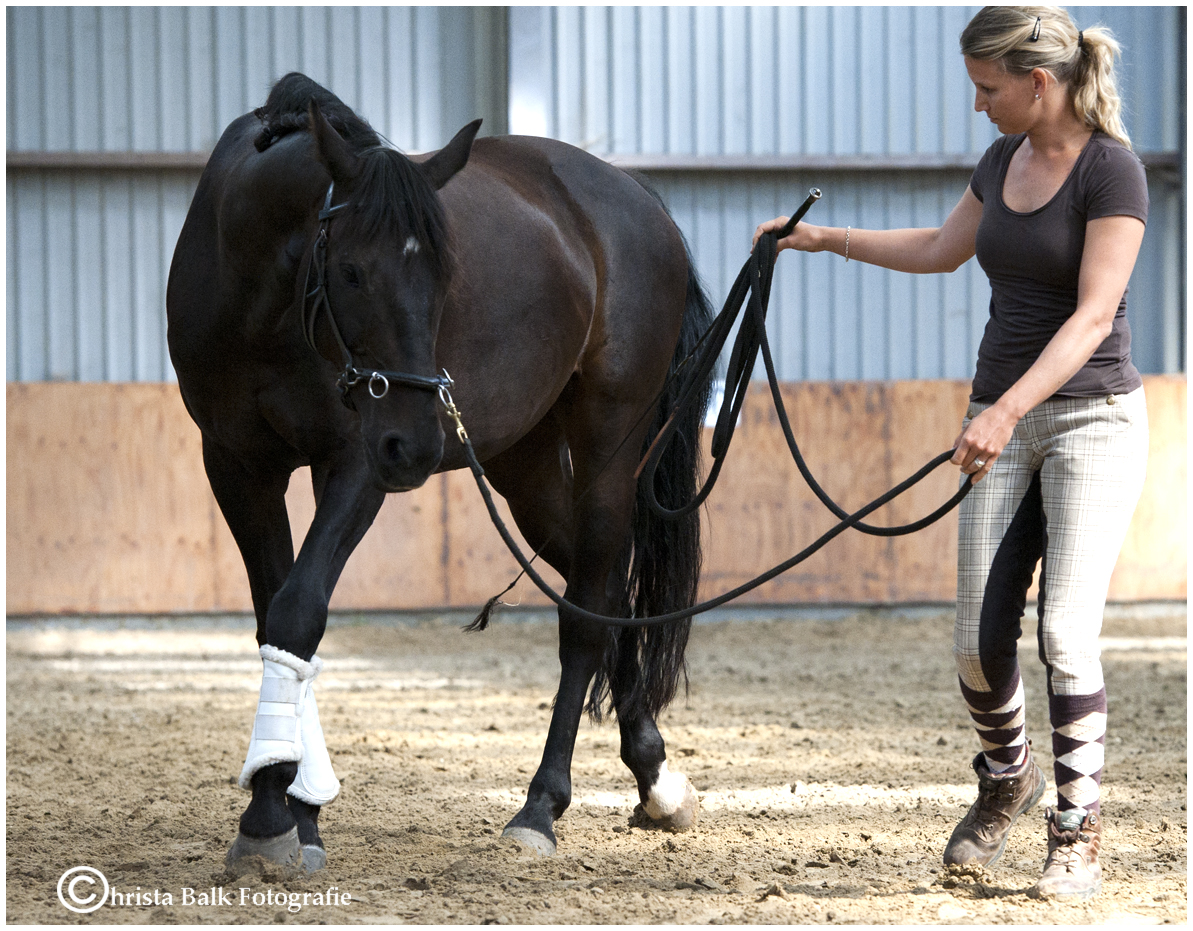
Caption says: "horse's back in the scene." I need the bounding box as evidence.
[452,135,683,263]
[431,135,691,457]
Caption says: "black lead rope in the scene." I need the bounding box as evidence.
[639,189,973,534]
[444,188,975,628]
[456,432,964,629]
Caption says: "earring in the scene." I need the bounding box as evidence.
[1035,93,1041,99]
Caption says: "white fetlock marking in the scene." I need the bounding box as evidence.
[287,655,340,806]
[644,760,690,820]
[238,646,315,791]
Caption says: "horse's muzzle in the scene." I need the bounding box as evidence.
[365,425,445,493]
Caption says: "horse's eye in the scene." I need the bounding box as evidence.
[340,264,361,288]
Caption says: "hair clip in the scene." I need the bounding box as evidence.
[1077,30,1084,49]
[1030,16,1041,42]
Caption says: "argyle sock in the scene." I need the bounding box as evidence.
[1049,688,1107,815]
[959,671,1028,773]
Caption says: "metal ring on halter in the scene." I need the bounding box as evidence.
[368,372,390,399]
[436,369,456,408]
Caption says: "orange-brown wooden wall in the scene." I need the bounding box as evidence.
[6,377,1185,615]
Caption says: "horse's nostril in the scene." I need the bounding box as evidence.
[371,429,443,490]
[383,434,405,467]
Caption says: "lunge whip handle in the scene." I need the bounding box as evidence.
[777,188,823,239]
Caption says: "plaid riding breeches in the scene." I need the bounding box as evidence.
[954,387,1149,697]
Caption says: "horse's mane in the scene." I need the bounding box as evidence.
[254,72,380,152]
[255,73,452,287]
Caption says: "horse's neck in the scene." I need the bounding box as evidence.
[219,137,329,299]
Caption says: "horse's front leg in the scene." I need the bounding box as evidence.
[229,452,385,873]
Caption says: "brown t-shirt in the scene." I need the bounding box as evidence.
[968,131,1148,402]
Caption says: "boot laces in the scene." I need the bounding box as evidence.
[1047,838,1084,872]
[975,776,1018,814]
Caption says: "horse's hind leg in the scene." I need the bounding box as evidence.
[610,630,699,831]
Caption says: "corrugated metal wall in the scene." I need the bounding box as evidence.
[513,5,1003,155]
[652,171,995,381]
[7,6,1184,383]
[6,6,508,154]
[510,6,1180,156]
[509,5,1184,381]
[7,170,195,382]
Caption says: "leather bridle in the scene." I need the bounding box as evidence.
[301,183,453,410]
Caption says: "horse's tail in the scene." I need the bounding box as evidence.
[588,187,715,722]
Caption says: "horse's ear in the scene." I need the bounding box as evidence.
[419,119,481,190]
[308,99,360,183]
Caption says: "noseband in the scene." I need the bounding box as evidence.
[301,183,453,410]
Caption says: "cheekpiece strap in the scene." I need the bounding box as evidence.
[319,182,348,222]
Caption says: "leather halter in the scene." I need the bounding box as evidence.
[301,183,452,409]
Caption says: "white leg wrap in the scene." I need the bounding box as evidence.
[238,646,338,805]
[287,656,340,806]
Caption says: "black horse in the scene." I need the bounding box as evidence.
[167,73,712,869]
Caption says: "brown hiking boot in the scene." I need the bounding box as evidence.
[943,751,1046,867]
[1032,808,1103,900]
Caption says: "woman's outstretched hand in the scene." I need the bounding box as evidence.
[752,217,822,254]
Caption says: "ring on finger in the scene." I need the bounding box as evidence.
[973,458,986,468]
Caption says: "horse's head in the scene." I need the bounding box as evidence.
[305,101,479,492]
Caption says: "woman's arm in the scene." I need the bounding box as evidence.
[752,187,984,274]
[952,214,1147,481]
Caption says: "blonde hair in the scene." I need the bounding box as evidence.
[960,6,1131,149]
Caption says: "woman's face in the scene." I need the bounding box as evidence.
[965,56,1037,134]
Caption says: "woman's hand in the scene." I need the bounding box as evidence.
[951,404,1019,483]
[752,217,822,254]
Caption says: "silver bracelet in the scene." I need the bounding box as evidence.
[845,226,851,262]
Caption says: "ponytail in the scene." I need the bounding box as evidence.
[1068,25,1130,148]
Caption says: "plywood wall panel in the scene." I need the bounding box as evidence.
[883,380,972,602]
[701,382,898,604]
[6,383,216,613]
[6,379,1185,615]
[1106,376,1187,601]
[324,478,448,612]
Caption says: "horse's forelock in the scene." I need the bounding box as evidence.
[340,148,452,288]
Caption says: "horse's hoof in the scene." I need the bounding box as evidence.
[225,826,301,874]
[502,826,557,857]
[299,844,327,872]
[643,766,700,831]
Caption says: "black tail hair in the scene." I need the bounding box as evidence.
[587,179,715,722]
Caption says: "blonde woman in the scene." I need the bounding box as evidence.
[755,7,1148,900]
